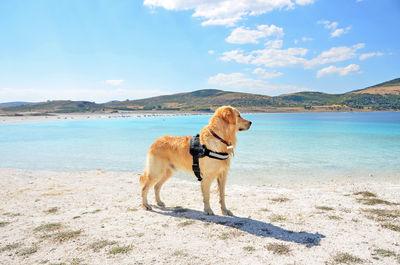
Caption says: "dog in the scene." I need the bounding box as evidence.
[139,106,252,216]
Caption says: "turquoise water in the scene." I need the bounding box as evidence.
[1,113,399,184]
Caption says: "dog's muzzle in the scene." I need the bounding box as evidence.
[239,121,252,131]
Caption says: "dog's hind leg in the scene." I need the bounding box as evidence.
[141,154,165,210]
[154,168,172,207]
[141,176,157,210]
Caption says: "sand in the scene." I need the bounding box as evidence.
[0,112,204,125]
[1,168,399,264]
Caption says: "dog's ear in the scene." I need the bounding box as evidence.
[221,107,236,125]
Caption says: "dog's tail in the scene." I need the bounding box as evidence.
[139,154,151,185]
[139,172,147,185]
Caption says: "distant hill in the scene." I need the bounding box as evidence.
[105,89,278,111]
[0,102,37,107]
[1,78,399,113]
[277,92,340,106]
[370,78,400,87]
[0,100,103,113]
[350,78,400,95]
[105,78,400,111]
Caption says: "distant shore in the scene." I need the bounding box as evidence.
[0,112,208,125]
[1,109,399,125]
[0,167,399,264]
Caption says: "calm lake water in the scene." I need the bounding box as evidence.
[1,112,399,184]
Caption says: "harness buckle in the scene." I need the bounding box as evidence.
[190,134,230,182]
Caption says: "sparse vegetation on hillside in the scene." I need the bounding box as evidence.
[1,78,399,113]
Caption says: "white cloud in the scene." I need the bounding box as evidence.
[359,52,383,61]
[252,47,308,67]
[219,49,254,64]
[226,24,283,44]
[220,46,308,67]
[316,64,361,78]
[318,20,351,38]
[209,72,260,90]
[144,0,314,27]
[252,68,283,79]
[301,37,313,42]
[105,80,124,86]
[296,0,315,5]
[265,39,283,49]
[208,72,306,95]
[330,26,351,38]
[219,43,365,69]
[318,20,338,29]
[0,87,163,103]
[208,50,215,54]
[306,43,365,68]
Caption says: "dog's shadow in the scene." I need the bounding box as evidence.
[151,206,325,247]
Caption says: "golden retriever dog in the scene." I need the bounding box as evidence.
[139,106,251,216]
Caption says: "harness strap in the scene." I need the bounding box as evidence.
[204,149,230,160]
[190,134,204,181]
[192,155,202,181]
[190,134,230,181]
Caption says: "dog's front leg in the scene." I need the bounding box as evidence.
[217,175,233,216]
[200,178,214,215]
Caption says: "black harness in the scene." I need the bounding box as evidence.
[190,134,230,181]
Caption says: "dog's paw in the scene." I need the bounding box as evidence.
[156,201,165,207]
[222,209,233,216]
[204,208,215,215]
[142,203,152,211]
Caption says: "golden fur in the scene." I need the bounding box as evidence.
[139,106,252,216]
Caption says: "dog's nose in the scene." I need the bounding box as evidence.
[249,121,252,127]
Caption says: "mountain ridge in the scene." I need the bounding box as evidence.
[1,78,399,113]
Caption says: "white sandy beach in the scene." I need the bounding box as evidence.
[0,112,204,125]
[0,113,134,124]
[1,167,399,265]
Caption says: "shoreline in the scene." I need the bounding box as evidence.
[0,111,210,125]
[0,110,399,125]
[1,167,399,264]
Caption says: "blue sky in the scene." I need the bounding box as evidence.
[0,0,399,103]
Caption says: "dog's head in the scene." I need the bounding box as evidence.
[214,106,252,132]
